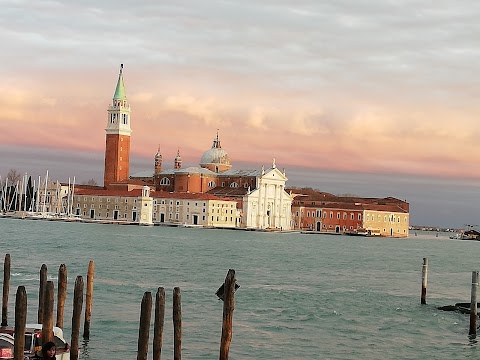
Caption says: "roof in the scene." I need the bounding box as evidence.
[73,187,234,202]
[175,167,217,175]
[151,192,232,201]
[113,64,127,100]
[75,188,144,197]
[129,170,153,178]
[218,169,262,177]
[206,187,249,197]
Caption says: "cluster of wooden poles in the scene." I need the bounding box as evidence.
[1,254,95,360]
[420,257,479,337]
[135,269,237,360]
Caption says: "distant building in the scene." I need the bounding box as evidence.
[84,65,291,228]
[75,65,408,235]
[290,188,409,237]
[72,186,238,227]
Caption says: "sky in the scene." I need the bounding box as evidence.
[1,0,479,229]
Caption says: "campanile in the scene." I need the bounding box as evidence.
[104,64,132,187]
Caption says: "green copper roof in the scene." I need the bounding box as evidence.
[113,64,127,100]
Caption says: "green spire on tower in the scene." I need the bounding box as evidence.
[113,64,127,100]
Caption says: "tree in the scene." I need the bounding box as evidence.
[82,179,98,186]
[6,169,22,184]
[1,169,24,212]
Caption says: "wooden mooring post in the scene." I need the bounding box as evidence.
[219,269,236,360]
[153,287,165,360]
[71,276,84,360]
[173,287,182,360]
[2,253,11,326]
[42,281,55,343]
[14,286,27,360]
[137,292,152,360]
[421,258,428,305]
[38,264,47,323]
[57,264,67,329]
[469,271,478,336]
[83,260,95,339]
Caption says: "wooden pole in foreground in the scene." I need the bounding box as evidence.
[38,264,47,324]
[42,281,55,343]
[137,292,152,360]
[71,276,84,360]
[13,286,27,360]
[57,264,67,329]
[469,271,478,336]
[173,287,182,360]
[83,260,94,339]
[2,253,11,326]
[153,287,165,360]
[219,269,236,360]
[421,258,428,305]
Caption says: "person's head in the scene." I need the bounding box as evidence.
[42,341,56,359]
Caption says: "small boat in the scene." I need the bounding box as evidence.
[0,324,70,360]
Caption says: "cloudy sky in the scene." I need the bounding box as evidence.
[1,0,479,228]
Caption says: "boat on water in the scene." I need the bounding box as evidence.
[344,228,382,237]
[0,324,70,360]
[449,230,480,241]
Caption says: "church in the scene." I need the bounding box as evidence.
[73,65,293,229]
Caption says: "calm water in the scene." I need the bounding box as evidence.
[1,218,479,359]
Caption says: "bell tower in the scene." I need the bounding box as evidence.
[104,64,132,187]
[174,148,182,169]
[154,146,162,185]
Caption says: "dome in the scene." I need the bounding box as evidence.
[200,147,231,166]
[200,132,231,166]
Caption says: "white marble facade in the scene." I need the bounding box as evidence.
[243,164,292,230]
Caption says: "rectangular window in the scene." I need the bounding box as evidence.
[337,213,340,219]
[359,214,362,220]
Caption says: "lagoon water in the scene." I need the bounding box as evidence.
[1,217,479,359]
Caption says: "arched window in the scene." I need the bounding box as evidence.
[208,181,216,187]
[160,177,170,185]
[230,182,239,188]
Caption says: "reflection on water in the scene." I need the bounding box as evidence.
[81,339,90,359]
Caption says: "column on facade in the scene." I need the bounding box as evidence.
[263,183,268,229]
[256,179,263,228]
[273,184,280,228]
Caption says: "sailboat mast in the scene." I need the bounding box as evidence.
[32,179,36,212]
[18,177,24,211]
[71,176,76,215]
[67,177,71,216]
[23,174,28,212]
[42,170,49,213]
[36,176,41,213]
[3,178,8,212]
